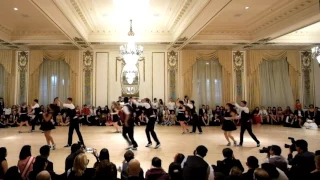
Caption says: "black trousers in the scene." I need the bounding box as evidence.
[31,114,40,131]
[192,114,202,133]
[146,117,160,144]
[122,126,138,148]
[68,120,85,146]
[239,122,259,145]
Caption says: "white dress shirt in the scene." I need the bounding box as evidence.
[4,108,11,115]
[122,103,131,115]
[31,103,40,109]
[63,103,75,109]
[235,103,249,113]
[259,109,268,116]
[167,102,175,110]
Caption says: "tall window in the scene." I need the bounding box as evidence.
[192,59,222,108]
[39,60,70,105]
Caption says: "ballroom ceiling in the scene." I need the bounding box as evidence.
[0,0,319,50]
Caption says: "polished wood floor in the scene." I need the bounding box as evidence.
[1,125,319,174]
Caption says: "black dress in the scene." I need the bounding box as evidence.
[112,109,119,122]
[40,112,55,131]
[19,107,29,122]
[222,111,237,131]
[177,106,185,121]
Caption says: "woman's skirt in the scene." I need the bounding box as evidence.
[222,120,237,131]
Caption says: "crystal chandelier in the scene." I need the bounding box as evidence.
[119,20,143,60]
[312,46,320,64]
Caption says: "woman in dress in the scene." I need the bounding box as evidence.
[18,103,31,133]
[176,100,189,134]
[40,104,56,150]
[304,104,318,130]
[158,99,164,124]
[277,107,284,123]
[271,107,278,124]
[222,103,238,146]
[111,102,121,133]
[252,107,262,125]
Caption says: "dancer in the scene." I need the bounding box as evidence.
[222,103,237,146]
[40,104,56,149]
[233,101,260,147]
[122,97,138,150]
[111,101,121,133]
[133,98,161,149]
[189,100,202,134]
[177,100,189,134]
[62,98,85,148]
[18,103,31,133]
[30,99,40,132]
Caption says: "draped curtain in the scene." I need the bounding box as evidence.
[0,50,15,106]
[260,60,294,108]
[29,50,80,104]
[192,59,222,109]
[180,50,232,105]
[39,60,70,106]
[247,50,300,109]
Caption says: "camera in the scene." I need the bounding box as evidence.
[259,146,271,153]
[284,137,296,152]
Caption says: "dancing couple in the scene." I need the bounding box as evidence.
[224,101,260,147]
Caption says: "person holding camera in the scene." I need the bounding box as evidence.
[213,148,244,176]
[287,139,315,180]
[263,145,288,172]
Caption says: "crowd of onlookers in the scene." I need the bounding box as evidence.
[0,97,319,130]
[0,138,320,180]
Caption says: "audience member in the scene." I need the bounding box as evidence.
[263,145,288,172]
[67,153,94,180]
[287,139,315,180]
[18,145,35,180]
[0,147,8,179]
[225,166,244,180]
[93,148,110,168]
[127,159,144,180]
[253,168,271,180]
[36,170,51,180]
[261,163,288,180]
[119,150,144,180]
[145,157,169,180]
[39,145,53,171]
[243,156,259,180]
[3,166,22,180]
[309,155,320,180]
[28,156,50,180]
[168,153,184,180]
[182,145,214,180]
[93,160,118,180]
[214,148,244,176]
[65,143,82,172]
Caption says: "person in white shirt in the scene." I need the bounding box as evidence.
[3,106,11,121]
[259,107,269,124]
[152,98,159,118]
[61,97,85,148]
[30,99,40,132]
[233,101,260,147]
[167,99,176,114]
[122,97,138,150]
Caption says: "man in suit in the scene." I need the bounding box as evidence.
[294,107,305,127]
[39,145,54,171]
[243,156,259,180]
[199,105,207,117]
[214,148,244,176]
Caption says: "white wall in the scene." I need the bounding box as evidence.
[313,58,320,106]
[94,49,167,106]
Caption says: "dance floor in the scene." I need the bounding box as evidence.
[1,125,320,174]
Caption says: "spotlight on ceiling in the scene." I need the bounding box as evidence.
[14,7,19,11]
[245,6,249,10]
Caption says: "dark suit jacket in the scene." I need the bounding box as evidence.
[199,109,207,116]
[214,158,244,176]
[242,169,255,180]
[294,110,304,118]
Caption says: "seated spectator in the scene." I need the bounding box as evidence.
[3,106,11,121]
[7,113,19,127]
[276,107,284,124]
[29,156,53,180]
[67,153,94,180]
[93,148,110,168]
[261,163,288,180]
[214,148,244,176]
[18,145,35,180]
[283,114,295,127]
[3,166,22,180]
[202,113,209,126]
[145,157,169,180]
[36,170,51,180]
[0,116,7,128]
[252,107,261,124]
[118,150,144,180]
[259,107,269,124]
[293,107,304,126]
[270,107,278,124]
[169,111,177,125]
[65,143,83,172]
[168,153,185,180]
[315,107,320,127]
[243,156,259,180]
[127,159,144,180]
[182,145,214,180]
[93,160,118,180]
[253,168,270,180]
[263,145,288,172]
[0,147,8,179]
[225,167,244,180]
[303,104,318,129]
[310,155,320,180]
[39,145,53,171]
[288,139,315,180]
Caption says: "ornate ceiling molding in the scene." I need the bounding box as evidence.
[12,30,64,36]
[248,0,318,34]
[69,0,93,31]
[199,30,250,36]
[0,24,13,35]
[169,0,193,31]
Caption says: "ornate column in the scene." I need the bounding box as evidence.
[232,51,245,102]
[167,50,178,99]
[301,51,314,106]
[17,51,29,104]
[83,50,93,105]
